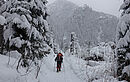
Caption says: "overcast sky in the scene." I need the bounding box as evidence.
[47,0,123,17]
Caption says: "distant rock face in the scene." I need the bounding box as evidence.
[47,0,118,48]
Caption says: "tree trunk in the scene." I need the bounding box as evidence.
[0,25,4,54]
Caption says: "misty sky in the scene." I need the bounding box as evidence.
[47,0,123,17]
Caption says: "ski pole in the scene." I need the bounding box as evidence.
[63,62,65,72]
[54,62,55,72]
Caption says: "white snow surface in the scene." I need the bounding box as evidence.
[0,53,85,82]
[0,55,24,82]
[41,54,85,82]
[0,15,6,25]
[10,37,25,48]
[122,65,130,76]
[4,28,14,43]
[6,50,21,58]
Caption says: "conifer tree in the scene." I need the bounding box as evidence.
[70,32,80,56]
[116,0,130,81]
[0,0,53,75]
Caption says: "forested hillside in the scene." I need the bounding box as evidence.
[47,0,118,48]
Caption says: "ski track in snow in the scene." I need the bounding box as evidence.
[0,54,85,82]
[41,56,85,82]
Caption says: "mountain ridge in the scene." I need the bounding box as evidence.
[47,0,118,48]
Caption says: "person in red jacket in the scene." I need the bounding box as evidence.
[55,53,63,72]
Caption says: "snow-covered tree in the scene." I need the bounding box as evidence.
[62,34,68,52]
[97,26,103,44]
[0,0,53,75]
[75,39,81,57]
[53,39,59,54]
[116,0,130,81]
[70,32,75,55]
[70,32,80,56]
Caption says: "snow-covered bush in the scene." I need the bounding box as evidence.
[92,76,125,82]
[90,42,115,62]
[81,42,115,62]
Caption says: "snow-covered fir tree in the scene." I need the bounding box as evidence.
[0,0,53,74]
[116,0,130,81]
[70,32,80,56]
[97,26,103,44]
[75,38,81,58]
[53,38,59,54]
[70,32,75,55]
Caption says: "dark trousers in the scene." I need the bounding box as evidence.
[57,61,62,71]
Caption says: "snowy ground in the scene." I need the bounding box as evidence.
[36,54,85,82]
[0,48,126,82]
[0,54,85,82]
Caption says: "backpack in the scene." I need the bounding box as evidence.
[55,53,63,62]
